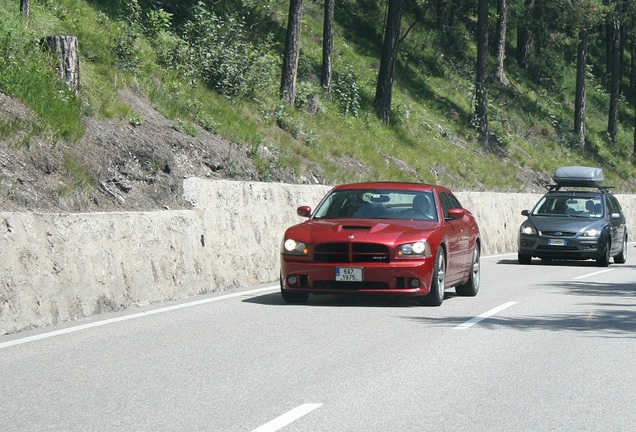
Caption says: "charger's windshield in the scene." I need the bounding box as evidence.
[313,189,438,221]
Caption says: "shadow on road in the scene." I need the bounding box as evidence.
[405,277,636,338]
[497,244,636,267]
[496,258,633,267]
[243,292,458,308]
[405,306,636,338]
[244,256,636,337]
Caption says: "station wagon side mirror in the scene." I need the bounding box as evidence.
[296,206,312,217]
[610,212,621,220]
[521,209,530,216]
[446,208,465,220]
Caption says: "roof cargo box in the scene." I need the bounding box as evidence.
[553,166,604,187]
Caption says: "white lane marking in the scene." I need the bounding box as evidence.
[251,404,323,432]
[0,285,279,349]
[454,302,517,330]
[572,269,614,280]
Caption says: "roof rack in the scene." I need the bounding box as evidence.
[548,184,612,193]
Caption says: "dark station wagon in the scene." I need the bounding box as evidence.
[518,166,627,267]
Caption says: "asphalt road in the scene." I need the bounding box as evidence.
[2,249,636,432]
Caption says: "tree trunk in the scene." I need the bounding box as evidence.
[605,0,626,81]
[516,0,535,69]
[574,30,588,148]
[435,0,450,37]
[494,0,508,84]
[630,40,635,92]
[20,0,30,17]
[605,22,613,78]
[374,0,405,124]
[280,0,304,106]
[41,36,80,96]
[632,40,636,156]
[475,0,489,146]
[321,0,334,97]
[607,19,621,144]
[619,17,626,80]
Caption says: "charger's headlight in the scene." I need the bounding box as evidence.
[397,241,431,257]
[283,239,308,255]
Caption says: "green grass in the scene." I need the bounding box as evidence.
[1,0,635,195]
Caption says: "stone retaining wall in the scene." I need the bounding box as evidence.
[1,178,634,335]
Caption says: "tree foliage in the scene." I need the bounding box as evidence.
[3,0,636,169]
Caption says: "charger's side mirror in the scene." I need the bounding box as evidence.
[446,208,465,220]
[297,206,311,217]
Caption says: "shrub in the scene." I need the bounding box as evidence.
[333,68,361,117]
[182,5,277,98]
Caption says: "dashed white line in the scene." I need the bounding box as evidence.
[572,269,614,280]
[454,301,517,330]
[251,404,323,432]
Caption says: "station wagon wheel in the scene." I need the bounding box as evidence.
[596,241,611,267]
[420,247,445,306]
[614,235,627,264]
[456,246,480,297]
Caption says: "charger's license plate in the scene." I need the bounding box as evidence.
[335,267,363,282]
[548,239,566,246]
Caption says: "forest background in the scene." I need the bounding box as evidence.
[1,0,636,212]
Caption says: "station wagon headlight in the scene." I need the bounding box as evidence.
[283,239,308,255]
[520,225,536,235]
[580,228,601,238]
[398,241,431,257]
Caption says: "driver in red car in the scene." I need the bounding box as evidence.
[412,194,434,220]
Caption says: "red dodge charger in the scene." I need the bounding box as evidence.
[280,182,481,306]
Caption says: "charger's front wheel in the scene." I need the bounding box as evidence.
[419,247,445,306]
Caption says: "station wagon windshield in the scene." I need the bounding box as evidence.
[532,196,603,218]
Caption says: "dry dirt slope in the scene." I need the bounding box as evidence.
[0,89,303,213]
[2,88,562,214]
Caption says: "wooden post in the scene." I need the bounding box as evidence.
[41,36,80,96]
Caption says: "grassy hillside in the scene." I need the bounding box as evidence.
[1,0,635,208]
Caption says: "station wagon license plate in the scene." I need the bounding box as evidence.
[548,239,566,246]
[335,267,363,282]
